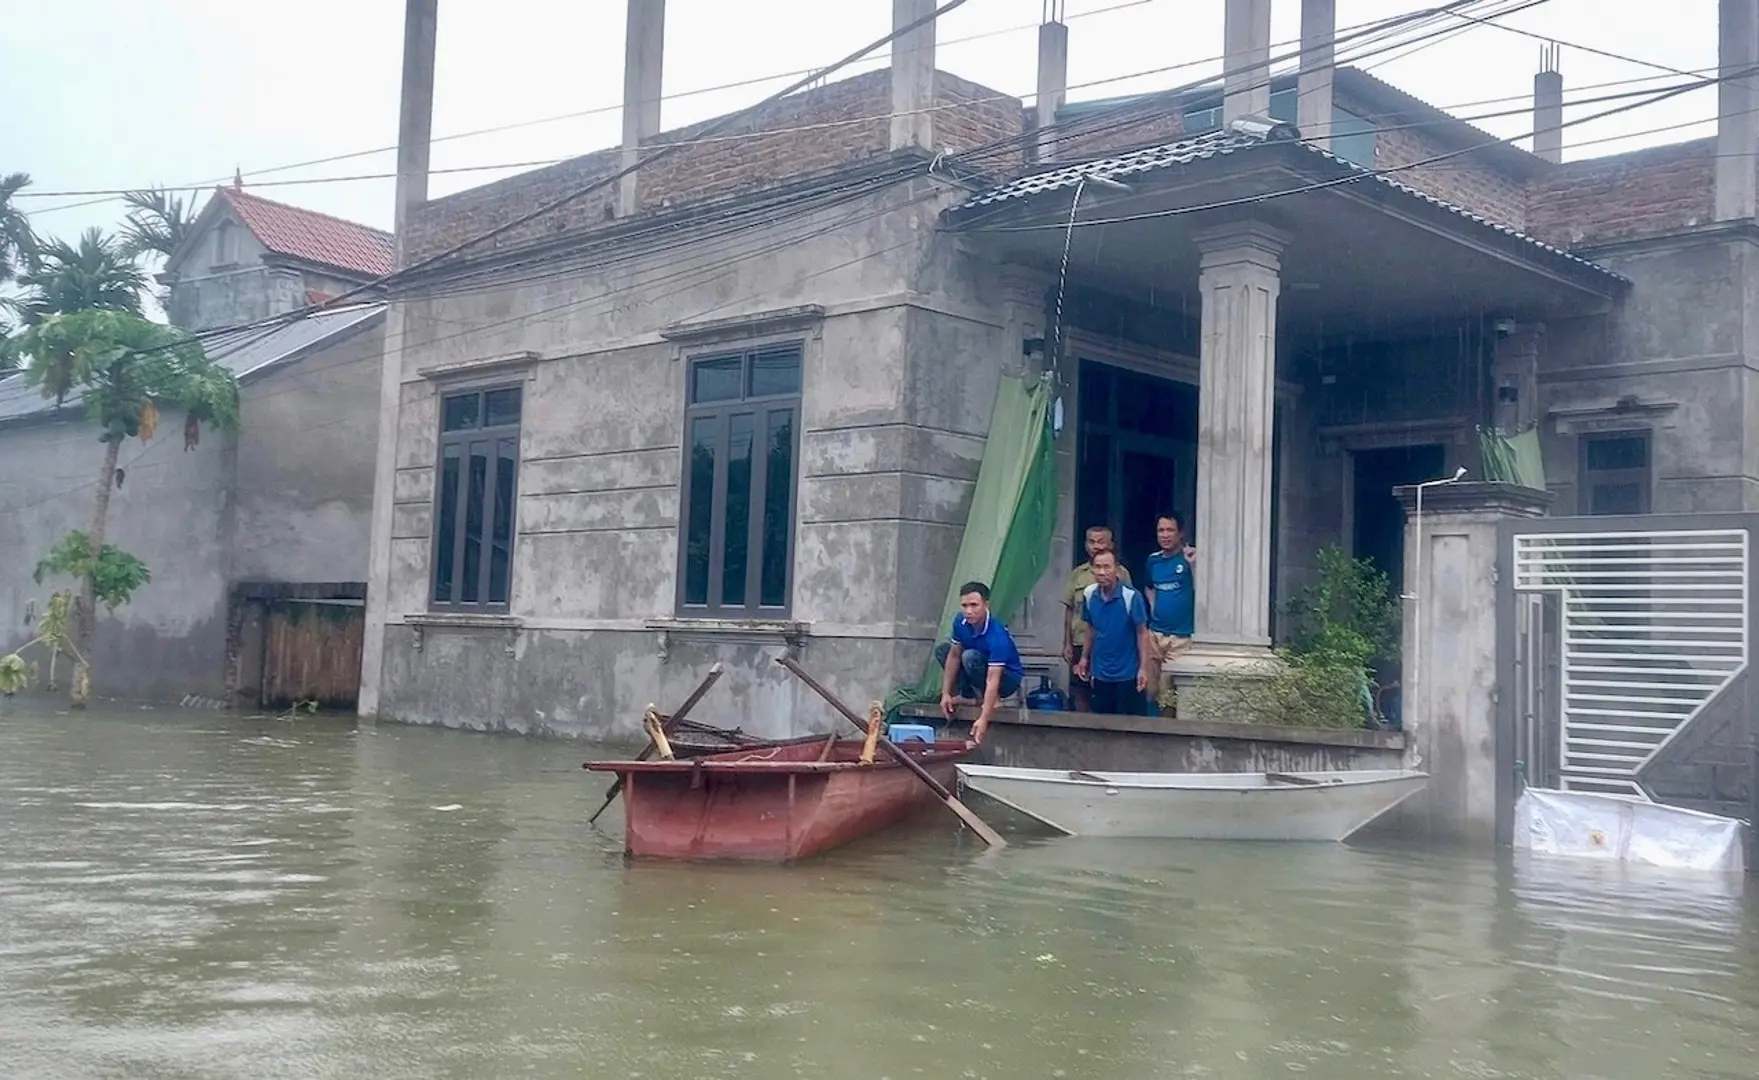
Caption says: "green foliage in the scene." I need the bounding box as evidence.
[1281,545,1401,671]
[10,309,238,443]
[1196,545,1399,730]
[7,227,146,326]
[0,653,28,696]
[0,171,37,285]
[34,532,151,614]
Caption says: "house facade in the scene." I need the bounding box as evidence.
[342,1,1756,739]
[0,187,389,706]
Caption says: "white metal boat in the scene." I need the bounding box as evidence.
[955,765,1429,842]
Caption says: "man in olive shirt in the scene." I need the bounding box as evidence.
[1062,525,1132,712]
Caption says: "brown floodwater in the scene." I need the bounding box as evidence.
[1,701,1755,1079]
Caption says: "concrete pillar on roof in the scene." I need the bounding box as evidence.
[1035,4,1070,163]
[1533,44,1564,165]
[1188,221,1286,658]
[1222,0,1272,124]
[892,0,938,152]
[1296,0,1336,149]
[1717,0,1759,221]
[619,0,666,218]
[360,0,439,720]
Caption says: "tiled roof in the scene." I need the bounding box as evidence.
[217,187,394,278]
[0,305,385,427]
[946,125,1626,285]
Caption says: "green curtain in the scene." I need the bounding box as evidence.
[884,371,1059,716]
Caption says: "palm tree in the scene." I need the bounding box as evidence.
[11,309,238,707]
[118,187,196,263]
[9,227,146,326]
[0,171,37,284]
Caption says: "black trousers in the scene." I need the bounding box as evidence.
[1089,678,1148,717]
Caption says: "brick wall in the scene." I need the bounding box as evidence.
[934,71,1024,165]
[1524,137,1715,249]
[1043,98,1186,162]
[406,69,1023,265]
[1370,120,1531,230]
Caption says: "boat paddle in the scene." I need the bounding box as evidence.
[586,662,725,825]
[774,655,1007,850]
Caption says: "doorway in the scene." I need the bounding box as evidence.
[1351,444,1446,697]
[1075,360,1197,579]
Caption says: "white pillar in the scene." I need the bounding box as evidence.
[1532,46,1564,165]
[1191,221,1285,655]
[1297,0,1336,148]
[1222,0,1272,124]
[1717,0,1758,220]
[891,0,937,152]
[619,0,666,218]
[360,0,438,719]
[1035,12,1070,163]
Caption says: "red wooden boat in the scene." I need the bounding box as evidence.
[583,737,974,861]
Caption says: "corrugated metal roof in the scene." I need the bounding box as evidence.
[0,305,384,426]
[946,125,1625,285]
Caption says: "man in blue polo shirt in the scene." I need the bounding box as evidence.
[1145,512,1198,711]
[1072,549,1152,716]
[935,580,1024,745]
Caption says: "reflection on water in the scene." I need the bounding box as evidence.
[1,703,1754,1079]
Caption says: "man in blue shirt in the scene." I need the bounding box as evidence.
[1072,550,1152,716]
[1144,513,1197,711]
[935,580,1024,745]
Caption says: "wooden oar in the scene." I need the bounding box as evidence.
[775,655,1007,849]
[587,662,725,824]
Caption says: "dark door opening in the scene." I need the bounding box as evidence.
[1075,361,1197,580]
[1351,444,1446,695]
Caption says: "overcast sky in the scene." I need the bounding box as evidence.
[0,0,1720,248]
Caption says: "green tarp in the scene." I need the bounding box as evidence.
[884,371,1059,717]
[1479,424,1546,491]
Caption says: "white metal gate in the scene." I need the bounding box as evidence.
[1509,527,1750,798]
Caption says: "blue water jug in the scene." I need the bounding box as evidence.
[1025,675,1066,712]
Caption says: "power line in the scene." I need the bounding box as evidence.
[16,0,1541,207]
[20,0,1162,218]
[965,58,1750,234]
[12,2,1500,202]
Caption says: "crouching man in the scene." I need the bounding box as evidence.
[935,580,1025,744]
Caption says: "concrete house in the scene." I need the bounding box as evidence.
[358,0,1759,739]
[0,186,389,707]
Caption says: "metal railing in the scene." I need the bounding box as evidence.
[1511,528,1750,798]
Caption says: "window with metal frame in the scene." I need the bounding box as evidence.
[1580,433,1651,516]
[677,343,802,616]
[431,384,522,611]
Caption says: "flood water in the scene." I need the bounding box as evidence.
[1,703,1755,1080]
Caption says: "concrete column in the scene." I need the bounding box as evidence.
[619,0,666,218]
[1491,324,1544,433]
[1296,0,1336,148]
[1035,12,1069,163]
[891,0,937,152]
[1392,481,1551,847]
[1717,0,1759,221]
[1191,221,1285,655]
[1532,47,1563,165]
[360,0,438,720]
[1222,0,1272,124]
